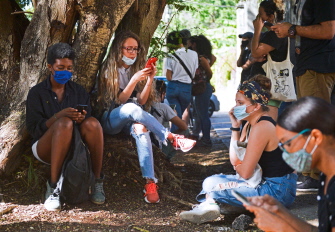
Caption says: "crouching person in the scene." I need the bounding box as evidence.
[26,43,105,211]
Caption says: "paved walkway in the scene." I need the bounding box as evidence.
[209,110,319,227]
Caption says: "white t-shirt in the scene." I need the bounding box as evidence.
[165,47,198,84]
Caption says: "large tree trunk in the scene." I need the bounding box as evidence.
[73,0,136,90]
[0,0,29,121]
[116,0,167,55]
[0,0,167,175]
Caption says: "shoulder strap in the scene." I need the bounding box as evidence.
[172,53,193,81]
[257,116,276,126]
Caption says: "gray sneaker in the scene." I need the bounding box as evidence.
[179,201,220,224]
[90,178,105,204]
[44,181,61,211]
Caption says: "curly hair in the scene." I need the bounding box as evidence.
[47,43,75,65]
[188,35,213,62]
[260,0,285,22]
[98,31,156,111]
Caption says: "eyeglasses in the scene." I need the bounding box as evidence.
[122,46,140,53]
[278,129,311,152]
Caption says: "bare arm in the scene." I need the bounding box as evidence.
[210,54,217,67]
[246,195,318,232]
[199,56,213,79]
[251,15,275,58]
[271,21,335,40]
[237,46,247,67]
[166,69,173,81]
[235,121,276,179]
[118,68,152,104]
[170,116,188,132]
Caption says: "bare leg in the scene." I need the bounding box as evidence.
[80,117,104,179]
[37,117,73,185]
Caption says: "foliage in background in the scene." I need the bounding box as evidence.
[149,0,239,86]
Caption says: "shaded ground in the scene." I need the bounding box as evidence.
[0,125,318,231]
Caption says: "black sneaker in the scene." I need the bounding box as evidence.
[296,176,319,192]
[196,138,212,148]
[297,173,308,184]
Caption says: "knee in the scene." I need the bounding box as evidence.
[120,103,143,117]
[81,117,102,132]
[54,117,73,131]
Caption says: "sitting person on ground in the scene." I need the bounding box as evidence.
[98,31,196,204]
[26,43,105,211]
[150,80,188,160]
[179,75,297,224]
[245,96,335,232]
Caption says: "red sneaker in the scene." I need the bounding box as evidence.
[144,181,160,203]
[171,133,196,152]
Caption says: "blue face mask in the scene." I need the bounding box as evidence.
[122,55,136,66]
[281,135,318,172]
[53,70,72,84]
[233,104,252,120]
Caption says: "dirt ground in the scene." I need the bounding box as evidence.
[0,131,318,232]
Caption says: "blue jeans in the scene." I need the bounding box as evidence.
[196,173,297,208]
[166,81,192,132]
[193,82,213,140]
[101,103,170,182]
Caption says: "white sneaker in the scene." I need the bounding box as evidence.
[179,201,220,224]
[44,181,61,211]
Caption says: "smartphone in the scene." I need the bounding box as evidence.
[76,104,88,114]
[231,190,251,205]
[264,21,273,27]
[145,57,158,69]
[170,104,176,110]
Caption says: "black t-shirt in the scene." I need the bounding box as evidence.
[296,0,335,77]
[240,49,252,83]
[26,77,91,144]
[249,31,288,78]
[318,173,335,232]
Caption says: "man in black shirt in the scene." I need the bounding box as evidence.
[26,43,105,211]
[272,0,335,191]
[237,32,254,83]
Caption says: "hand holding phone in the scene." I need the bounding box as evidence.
[232,190,251,206]
[76,104,88,114]
[145,57,158,69]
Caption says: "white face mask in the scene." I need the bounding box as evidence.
[122,55,136,66]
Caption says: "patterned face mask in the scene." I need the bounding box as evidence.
[281,134,318,172]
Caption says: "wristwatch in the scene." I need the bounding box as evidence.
[288,25,297,36]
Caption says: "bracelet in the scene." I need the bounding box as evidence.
[53,113,58,120]
[230,127,240,131]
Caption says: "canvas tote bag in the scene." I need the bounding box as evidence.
[262,38,297,102]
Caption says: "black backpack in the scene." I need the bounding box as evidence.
[56,122,95,204]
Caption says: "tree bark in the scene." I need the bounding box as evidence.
[116,0,167,55]
[72,0,136,90]
[0,0,168,175]
[0,0,77,175]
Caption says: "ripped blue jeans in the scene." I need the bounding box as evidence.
[196,173,297,207]
[101,103,170,182]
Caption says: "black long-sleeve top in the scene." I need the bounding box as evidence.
[26,76,91,144]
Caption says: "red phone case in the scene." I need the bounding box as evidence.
[145,57,158,69]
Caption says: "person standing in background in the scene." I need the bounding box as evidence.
[237,32,254,84]
[272,0,335,192]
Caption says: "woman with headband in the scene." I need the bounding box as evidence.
[179,75,297,224]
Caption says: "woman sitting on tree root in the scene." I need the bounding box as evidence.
[179,75,297,224]
[98,31,196,204]
[26,43,105,211]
